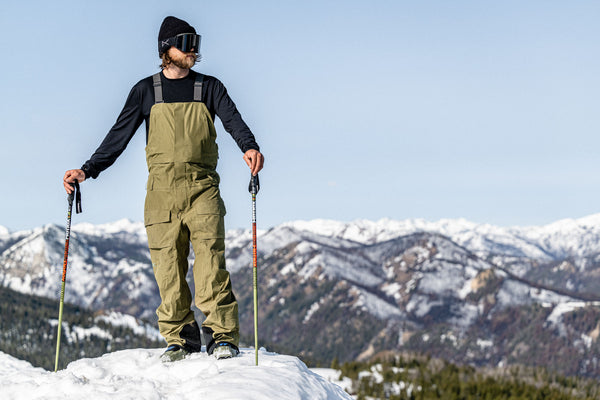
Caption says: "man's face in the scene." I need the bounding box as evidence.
[167,47,197,69]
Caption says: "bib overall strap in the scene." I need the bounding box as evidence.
[194,73,204,102]
[153,73,163,104]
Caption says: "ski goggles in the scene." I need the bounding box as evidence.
[159,33,201,54]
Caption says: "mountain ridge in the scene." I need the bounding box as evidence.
[2,214,600,376]
[4,212,600,260]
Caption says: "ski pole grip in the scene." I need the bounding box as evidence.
[67,187,74,206]
[248,174,260,195]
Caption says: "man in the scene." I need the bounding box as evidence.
[63,16,264,362]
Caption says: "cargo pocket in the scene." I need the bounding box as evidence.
[192,213,225,239]
[144,209,172,249]
[194,197,226,216]
[147,164,174,191]
[191,189,225,239]
[191,183,226,216]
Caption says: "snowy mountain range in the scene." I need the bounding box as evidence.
[2,214,600,376]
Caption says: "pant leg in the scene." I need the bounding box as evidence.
[145,208,199,349]
[185,182,239,347]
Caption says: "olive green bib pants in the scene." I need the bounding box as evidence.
[144,73,239,351]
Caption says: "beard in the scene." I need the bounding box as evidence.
[170,51,198,69]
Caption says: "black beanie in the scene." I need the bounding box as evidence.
[158,16,196,55]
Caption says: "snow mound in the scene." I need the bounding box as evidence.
[0,348,352,400]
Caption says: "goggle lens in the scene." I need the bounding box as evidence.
[175,33,201,53]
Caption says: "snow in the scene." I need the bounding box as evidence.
[280,213,600,261]
[449,303,480,328]
[48,313,161,345]
[381,282,402,299]
[310,368,353,394]
[95,311,162,341]
[359,365,384,384]
[497,280,575,310]
[298,251,383,287]
[0,349,352,400]
[352,286,404,320]
[72,219,146,239]
[529,287,573,305]
[440,331,458,347]
[280,262,297,276]
[417,261,472,297]
[580,333,593,349]
[0,225,9,237]
[545,301,588,337]
[14,213,600,267]
[458,277,474,299]
[406,294,443,318]
[546,301,590,326]
[496,280,533,308]
[352,363,416,398]
[303,300,322,323]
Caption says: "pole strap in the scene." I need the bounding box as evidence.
[72,181,82,214]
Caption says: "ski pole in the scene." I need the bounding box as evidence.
[248,174,260,365]
[54,181,82,372]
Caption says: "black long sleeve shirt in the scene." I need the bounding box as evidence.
[81,70,259,179]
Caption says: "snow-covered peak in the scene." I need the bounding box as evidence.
[0,349,352,400]
[281,217,493,245]
[72,218,146,237]
[0,225,9,237]
[278,214,600,260]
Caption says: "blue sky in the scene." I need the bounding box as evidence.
[1,1,599,231]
